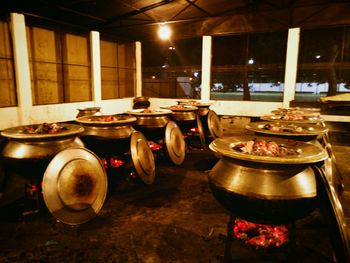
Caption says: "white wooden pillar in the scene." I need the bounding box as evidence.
[90,31,102,105]
[201,36,212,102]
[135,41,142,97]
[283,27,300,107]
[10,13,32,125]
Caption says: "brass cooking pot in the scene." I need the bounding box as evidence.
[161,105,198,121]
[76,114,136,139]
[76,107,102,118]
[126,109,172,129]
[208,136,328,224]
[176,100,212,117]
[1,123,84,180]
[76,114,136,156]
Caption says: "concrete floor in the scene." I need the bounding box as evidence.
[0,120,349,262]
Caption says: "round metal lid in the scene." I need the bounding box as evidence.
[126,108,172,116]
[176,100,212,107]
[261,114,323,123]
[165,121,186,165]
[76,114,136,126]
[1,123,84,141]
[161,105,198,112]
[209,135,328,164]
[274,107,320,113]
[207,110,223,139]
[196,115,206,148]
[42,147,107,225]
[246,121,328,137]
[130,131,155,185]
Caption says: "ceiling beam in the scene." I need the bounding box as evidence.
[95,0,174,29]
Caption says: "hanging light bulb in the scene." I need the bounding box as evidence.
[158,23,171,40]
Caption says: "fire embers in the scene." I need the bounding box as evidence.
[233,218,288,248]
[102,156,126,169]
[148,141,163,151]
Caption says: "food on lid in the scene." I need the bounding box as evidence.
[25,123,67,134]
[232,138,302,157]
[262,123,304,133]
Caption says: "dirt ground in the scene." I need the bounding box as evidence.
[0,149,227,263]
[0,145,344,263]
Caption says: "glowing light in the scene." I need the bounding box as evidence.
[248,58,254,64]
[193,72,199,77]
[315,55,321,59]
[233,218,288,248]
[190,127,199,133]
[148,141,163,151]
[152,75,156,79]
[110,157,125,168]
[158,23,171,40]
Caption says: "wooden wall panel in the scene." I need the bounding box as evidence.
[63,65,91,102]
[26,26,63,104]
[118,68,135,97]
[29,62,63,104]
[27,27,59,62]
[100,40,117,67]
[0,21,16,107]
[118,43,134,68]
[0,21,12,57]
[100,40,135,99]
[62,33,91,102]
[101,67,118,99]
[0,60,16,106]
[63,33,89,65]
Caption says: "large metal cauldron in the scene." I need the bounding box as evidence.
[126,109,172,141]
[76,114,155,185]
[208,136,328,224]
[161,105,207,148]
[162,105,198,123]
[76,114,136,156]
[176,101,223,145]
[126,109,186,165]
[1,123,84,181]
[176,100,211,116]
[76,107,102,118]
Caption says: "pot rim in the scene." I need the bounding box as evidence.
[1,123,84,140]
[209,135,328,164]
[76,114,136,126]
[126,108,172,116]
[246,121,328,137]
